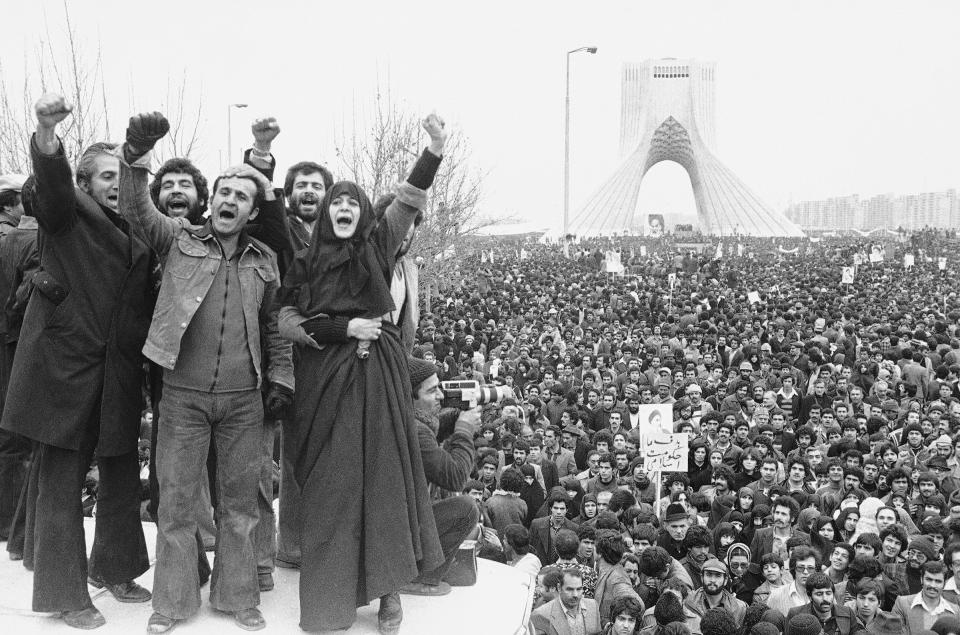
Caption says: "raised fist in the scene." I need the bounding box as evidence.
[126,112,170,154]
[421,112,448,146]
[35,93,73,129]
[251,117,280,148]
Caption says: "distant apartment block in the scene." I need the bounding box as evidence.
[786,189,959,230]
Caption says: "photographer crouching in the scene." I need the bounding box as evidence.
[402,357,483,596]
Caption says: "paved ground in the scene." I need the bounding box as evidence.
[0,518,534,634]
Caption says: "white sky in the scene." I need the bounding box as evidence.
[2,0,959,231]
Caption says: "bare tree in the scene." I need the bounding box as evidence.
[0,1,203,175]
[334,86,506,313]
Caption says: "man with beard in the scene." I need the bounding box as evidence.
[784,573,864,635]
[685,559,747,627]
[244,120,332,252]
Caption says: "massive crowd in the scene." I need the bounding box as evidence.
[2,92,960,635]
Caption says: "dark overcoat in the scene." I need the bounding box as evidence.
[1,137,153,456]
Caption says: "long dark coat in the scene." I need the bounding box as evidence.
[1,138,153,456]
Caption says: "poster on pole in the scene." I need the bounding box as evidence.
[667,273,676,289]
[747,291,761,304]
[841,267,855,284]
[939,257,947,271]
[904,253,915,268]
[641,433,689,472]
[869,246,883,263]
[636,404,674,436]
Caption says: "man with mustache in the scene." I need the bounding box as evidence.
[784,572,864,635]
[684,559,747,627]
[243,118,332,252]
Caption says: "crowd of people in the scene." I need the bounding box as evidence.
[2,91,960,635]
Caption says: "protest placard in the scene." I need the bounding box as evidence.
[841,267,855,284]
[747,291,761,304]
[636,404,673,437]
[641,433,688,472]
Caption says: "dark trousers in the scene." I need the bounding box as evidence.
[276,418,301,566]
[0,429,30,539]
[152,386,262,619]
[415,495,479,585]
[33,418,148,612]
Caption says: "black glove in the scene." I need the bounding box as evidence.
[125,111,170,157]
[265,383,294,419]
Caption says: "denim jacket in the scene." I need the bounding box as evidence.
[117,153,293,391]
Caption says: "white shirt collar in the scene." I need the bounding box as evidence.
[910,593,958,615]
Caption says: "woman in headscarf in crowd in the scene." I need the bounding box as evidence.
[732,448,762,490]
[712,522,739,561]
[834,505,861,544]
[576,493,599,524]
[277,116,447,632]
[519,463,545,527]
[688,438,711,490]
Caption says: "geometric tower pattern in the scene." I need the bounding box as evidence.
[569,59,804,236]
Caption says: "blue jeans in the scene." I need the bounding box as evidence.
[153,386,262,619]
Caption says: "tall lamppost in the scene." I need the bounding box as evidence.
[564,47,597,238]
[226,103,248,165]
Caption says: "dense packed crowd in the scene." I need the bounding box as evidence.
[3,90,960,635]
[403,229,960,634]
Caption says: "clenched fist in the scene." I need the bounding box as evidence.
[126,112,170,155]
[421,112,448,147]
[35,93,73,130]
[251,117,280,150]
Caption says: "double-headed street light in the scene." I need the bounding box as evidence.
[564,46,597,237]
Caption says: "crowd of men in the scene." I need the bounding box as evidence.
[3,91,960,635]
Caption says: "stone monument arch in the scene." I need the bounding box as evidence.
[568,59,803,236]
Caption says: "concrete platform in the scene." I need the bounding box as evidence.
[0,519,534,634]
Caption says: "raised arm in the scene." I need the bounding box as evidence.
[377,113,448,257]
[118,112,181,259]
[31,93,78,235]
[244,117,280,181]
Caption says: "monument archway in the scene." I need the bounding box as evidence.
[568,59,803,237]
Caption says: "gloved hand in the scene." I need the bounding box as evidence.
[265,383,294,420]
[125,111,170,157]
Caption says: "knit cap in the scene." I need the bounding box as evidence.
[789,613,823,635]
[408,357,437,392]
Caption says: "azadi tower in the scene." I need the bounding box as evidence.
[569,59,804,236]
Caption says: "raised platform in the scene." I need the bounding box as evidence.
[0,519,534,634]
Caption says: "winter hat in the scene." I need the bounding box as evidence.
[665,503,688,523]
[408,356,438,392]
[908,536,938,561]
[789,613,824,635]
[751,624,780,635]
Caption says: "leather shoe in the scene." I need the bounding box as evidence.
[88,577,152,603]
[61,607,106,630]
[146,612,178,633]
[233,607,265,631]
[258,572,274,592]
[399,580,451,596]
[377,592,402,635]
[9,550,23,561]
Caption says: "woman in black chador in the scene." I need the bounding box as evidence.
[278,115,447,633]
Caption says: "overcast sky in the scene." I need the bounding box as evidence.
[2,0,959,231]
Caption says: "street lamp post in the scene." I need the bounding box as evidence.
[227,103,248,165]
[564,46,597,237]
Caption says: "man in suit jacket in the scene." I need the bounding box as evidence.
[530,569,602,635]
[749,497,801,564]
[892,561,960,635]
[530,493,580,565]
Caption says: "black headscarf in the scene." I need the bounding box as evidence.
[281,181,396,318]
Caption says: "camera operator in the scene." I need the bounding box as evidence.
[401,357,482,597]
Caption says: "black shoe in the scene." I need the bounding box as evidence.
[258,572,274,592]
[146,611,178,633]
[377,592,402,635]
[9,551,23,561]
[61,607,106,630]
[88,577,152,603]
[233,607,265,631]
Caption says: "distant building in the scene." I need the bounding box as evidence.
[786,189,959,230]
